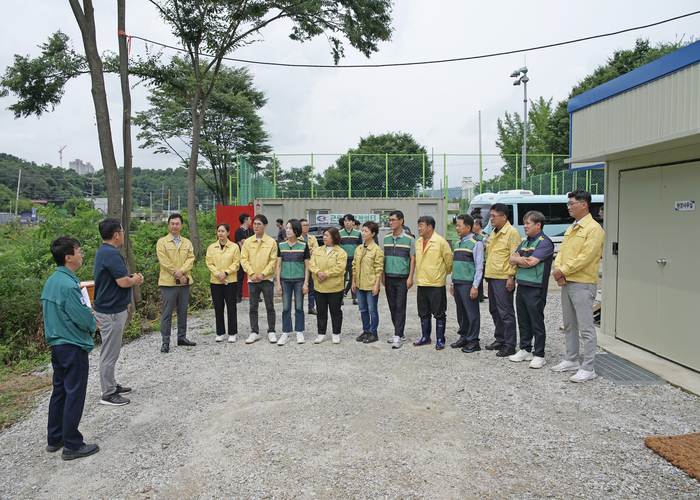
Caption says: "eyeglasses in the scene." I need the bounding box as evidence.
[388,218,399,222]
[252,222,264,227]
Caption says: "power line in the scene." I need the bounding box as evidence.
[128,10,700,69]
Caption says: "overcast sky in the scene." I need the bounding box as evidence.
[1,0,698,185]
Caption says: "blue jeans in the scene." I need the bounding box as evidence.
[281,281,305,333]
[356,289,379,334]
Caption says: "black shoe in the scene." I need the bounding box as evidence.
[161,343,169,353]
[62,443,100,461]
[308,307,317,315]
[100,392,130,406]
[496,346,517,357]
[356,332,370,342]
[115,384,131,394]
[485,341,504,350]
[461,342,481,353]
[450,338,470,349]
[352,299,358,305]
[363,334,379,344]
[237,297,243,304]
[46,439,64,453]
[341,299,345,305]
[177,338,197,346]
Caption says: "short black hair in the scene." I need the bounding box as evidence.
[239,212,250,224]
[324,226,341,246]
[276,218,284,225]
[490,203,508,217]
[287,219,302,238]
[456,214,474,230]
[568,190,592,209]
[168,213,184,224]
[417,215,435,229]
[50,235,81,266]
[254,214,268,225]
[353,220,360,227]
[363,221,379,236]
[343,214,355,223]
[300,218,308,223]
[389,210,404,222]
[99,217,122,240]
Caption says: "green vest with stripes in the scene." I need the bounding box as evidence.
[452,237,477,284]
[279,241,307,282]
[516,237,545,285]
[383,233,412,278]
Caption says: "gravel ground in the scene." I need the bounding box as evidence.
[1,284,699,500]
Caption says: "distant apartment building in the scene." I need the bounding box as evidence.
[69,158,95,175]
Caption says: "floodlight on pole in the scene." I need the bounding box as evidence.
[511,66,529,181]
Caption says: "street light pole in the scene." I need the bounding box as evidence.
[511,66,530,182]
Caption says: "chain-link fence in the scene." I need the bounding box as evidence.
[230,153,604,206]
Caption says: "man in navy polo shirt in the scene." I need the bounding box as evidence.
[94,218,144,406]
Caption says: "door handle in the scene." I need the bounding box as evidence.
[656,258,667,266]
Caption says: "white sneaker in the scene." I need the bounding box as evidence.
[277,333,289,346]
[332,334,341,344]
[392,335,405,349]
[550,360,581,372]
[529,356,546,369]
[296,332,305,344]
[570,369,597,383]
[314,335,327,344]
[228,334,236,343]
[268,332,277,343]
[215,335,225,342]
[387,337,395,344]
[245,333,260,344]
[509,349,533,362]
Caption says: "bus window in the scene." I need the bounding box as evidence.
[519,203,573,225]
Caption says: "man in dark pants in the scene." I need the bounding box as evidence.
[234,212,254,303]
[339,214,361,305]
[276,218,287,243]
[473,216,488,302]
[94,218,144,406]
[508,211,554,369]
[300,219,318,315]
[240,214,279,343]
[382,210,415,349]
[157,213,197,353]
[484,203,522,357]
[413,216,453,350]
[41,236,100,460]
[449,214,484,353]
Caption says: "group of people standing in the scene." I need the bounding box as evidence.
[40,189,603,460]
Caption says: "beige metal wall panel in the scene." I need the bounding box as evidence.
[254,197,447,240]
[570,63,700,162]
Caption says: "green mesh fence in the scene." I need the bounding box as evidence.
[229,153,604,205]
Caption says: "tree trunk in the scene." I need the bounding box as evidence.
[188,96,203,260]
[118,0,141,305]
[68,0,121,218]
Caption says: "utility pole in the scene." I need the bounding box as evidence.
[91,169,94,208]
[59,145,67,169]
[15,169,21,217]
[161,184,164,217]
[178,195,180,212]
[150,192,152,222]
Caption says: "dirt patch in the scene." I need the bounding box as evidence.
[0,372,53,429]
[645,433,700,481]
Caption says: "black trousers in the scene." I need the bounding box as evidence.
[236,268,246,298]
[417,286,447,320]
[343,261,357,300]
[385,276,408,337]
[315,290,343,335]
[516,284,548,357]
[47,344,89,451]
[453,282,481,343]
[488,279,516,348]
[211,282,237,337]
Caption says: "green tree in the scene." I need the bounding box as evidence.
[322,132,431,196]
[133,60,272,205]
[132,0,394,258]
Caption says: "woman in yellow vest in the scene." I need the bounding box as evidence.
[205,223,240,343]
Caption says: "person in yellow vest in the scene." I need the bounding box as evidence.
[309,227,348,344]
[351,221,385,344]
[157,213,196,353]
[240,214,279,344]
[205,222,240,343]
[484,203,522,358]
[414,215,453,350]
[551,190,605,383]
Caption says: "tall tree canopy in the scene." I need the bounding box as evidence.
[133,0,395,258]
[133,59,271,205]
[322,132,432,196]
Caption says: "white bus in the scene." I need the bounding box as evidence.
[467,190,604,251]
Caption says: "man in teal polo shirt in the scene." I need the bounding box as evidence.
[508,211,554,369]
[41,236,99,460]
